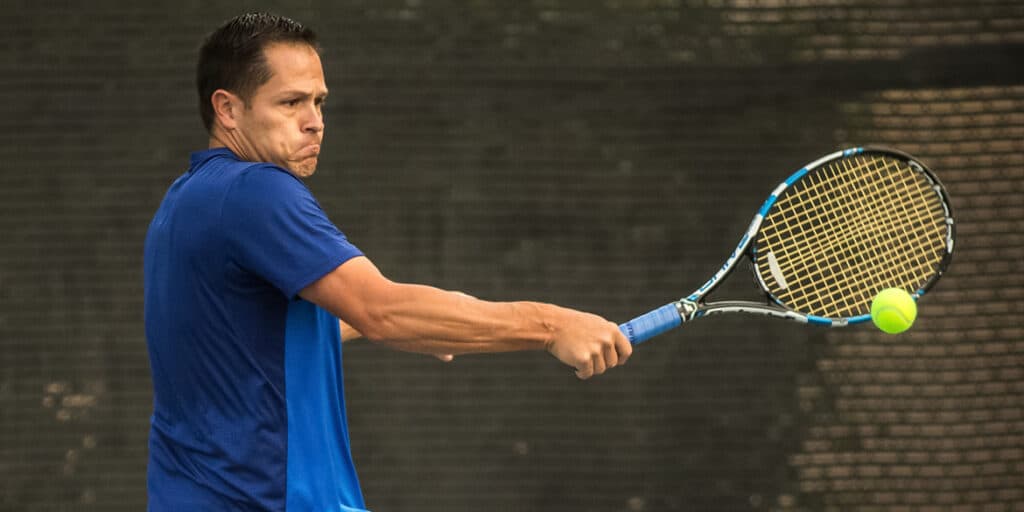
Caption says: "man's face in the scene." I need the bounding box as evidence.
[233,42,327,178]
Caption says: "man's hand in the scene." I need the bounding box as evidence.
[543,309,632,379]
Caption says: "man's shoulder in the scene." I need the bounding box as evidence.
[192,148,296,180]
[226,163,309,204]
[189,150,305,199]
[212,158,318,223]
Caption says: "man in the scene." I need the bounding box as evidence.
[143,12,631,512]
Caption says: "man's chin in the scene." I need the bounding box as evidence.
[288,159,318,178]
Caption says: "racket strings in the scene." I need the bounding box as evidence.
[774,161,894,315]
[767,178,931,316]
[776,158,946,316]
[785,163,882,314]
[854,158,947,299]
[768,157,946,316]
[822,158,945,312]
[756,155,949,318]
[790,159,940,313]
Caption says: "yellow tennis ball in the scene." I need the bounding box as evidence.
[871,288,917,334]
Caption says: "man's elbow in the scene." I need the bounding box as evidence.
[352,304,399,343]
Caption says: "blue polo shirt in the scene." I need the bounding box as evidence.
[143,148,367,511]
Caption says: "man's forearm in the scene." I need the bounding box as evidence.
[353,282,555,354]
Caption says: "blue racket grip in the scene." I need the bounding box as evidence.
[618,303,682,345]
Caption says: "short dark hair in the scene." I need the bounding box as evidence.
[197,12,319,131]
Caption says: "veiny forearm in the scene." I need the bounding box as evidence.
[357,282,556,354]
[302,257,631,378]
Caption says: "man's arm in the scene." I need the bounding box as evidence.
[339,318,454,362]
[301,256,630,379]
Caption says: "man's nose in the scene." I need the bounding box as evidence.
[303,105,323,133]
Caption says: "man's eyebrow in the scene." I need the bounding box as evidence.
[276,89,329,99]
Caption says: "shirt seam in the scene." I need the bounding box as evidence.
[283,252,362,300]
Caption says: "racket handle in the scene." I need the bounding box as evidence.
[618,303,682,345]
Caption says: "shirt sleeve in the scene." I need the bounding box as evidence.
[221,165,363,298]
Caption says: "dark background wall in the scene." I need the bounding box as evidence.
[2,1,1022,511]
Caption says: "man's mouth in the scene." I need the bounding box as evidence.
[296,144,321,159]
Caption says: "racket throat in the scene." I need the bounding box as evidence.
[676,299,700,322]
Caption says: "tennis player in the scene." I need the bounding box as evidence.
[143,12,631,512]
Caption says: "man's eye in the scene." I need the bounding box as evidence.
[285,99,300,107]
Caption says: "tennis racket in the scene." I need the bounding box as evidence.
[619,146,955,345]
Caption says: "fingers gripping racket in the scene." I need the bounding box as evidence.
[619,147,955,345]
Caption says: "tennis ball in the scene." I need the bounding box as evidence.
[871,288,917,334]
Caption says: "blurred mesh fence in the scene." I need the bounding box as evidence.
[1,1,1021,511]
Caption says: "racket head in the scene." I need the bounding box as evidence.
[749,147,954,324]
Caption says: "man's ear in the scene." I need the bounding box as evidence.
[211,89,242,130]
